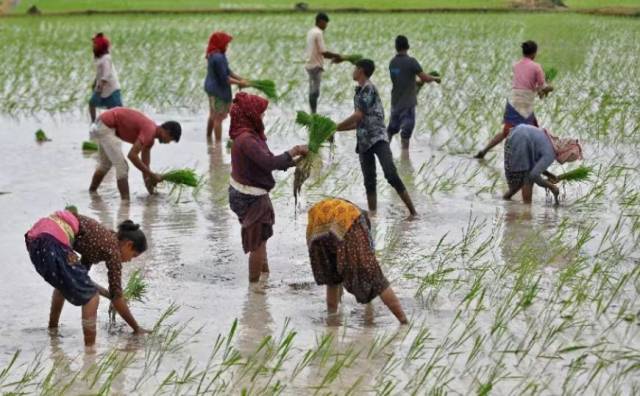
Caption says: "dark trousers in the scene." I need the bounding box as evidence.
[359,140,406,195]
[387,106,416,140]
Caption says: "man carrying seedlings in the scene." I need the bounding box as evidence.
[475,40,554,159]
[387,35,440,151]
[304,12,342,114]
[89,107,182,200]
[336,59,417,217]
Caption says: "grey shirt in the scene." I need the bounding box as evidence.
[505,125,555,184]
[354,80,388,153]
[389,53,423,110]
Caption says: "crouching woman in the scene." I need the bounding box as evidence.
[25,209,149,347]
[306,198,408,324]
[503,124,582,204]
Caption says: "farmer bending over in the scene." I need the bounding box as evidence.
[89,107,181,200]
[503,124,582,204]
[306,198,407,324]
[336,59,417,217]
[25,208,149,348]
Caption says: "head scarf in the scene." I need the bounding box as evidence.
[544,129,583,164]
[206,31,233,57]
[229,92,269,141]
[92,32,110,58]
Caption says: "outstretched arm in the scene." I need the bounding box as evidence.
[336,110,364,132]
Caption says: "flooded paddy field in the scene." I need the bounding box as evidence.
[1,12,639,394]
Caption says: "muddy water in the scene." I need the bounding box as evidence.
[3,104,630,394]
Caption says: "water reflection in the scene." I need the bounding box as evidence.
[237,282,274,354]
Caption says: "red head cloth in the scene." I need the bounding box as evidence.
[229,92,269,141]
[544,129,583,164]
[92,32,110,58]
[206,31,233,57]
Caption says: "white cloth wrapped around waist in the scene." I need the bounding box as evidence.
[509,89,537,119]
[229,177,268,196]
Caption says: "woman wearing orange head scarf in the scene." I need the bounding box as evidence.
[204,31,249,142]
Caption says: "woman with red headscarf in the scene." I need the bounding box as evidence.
[228,92,308,283]
[204,31,249,142]
[89,33,122,123]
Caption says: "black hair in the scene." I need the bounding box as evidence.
[117,220,147,253]
[395,35,410,52]
[316,12,329,23]
[161,121,181,142]
[355,59,375,78]
[521,40,538,56]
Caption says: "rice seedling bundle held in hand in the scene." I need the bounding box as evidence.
[343,54,363,65]
[248,80,277,100]
[109,269,147,323]
[557,166,592,183]
[544,66,558,82]
[82,140,98,151]
[293,111,337,205]
[162,168,200,187]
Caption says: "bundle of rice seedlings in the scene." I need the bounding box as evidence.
[64,205,78,214]
[293,111,337,204]
[544,66,558,82]
[248,79,277,100]
[109,269,147,323]
[35,129,49,142]
[556,166,592,183]
[342,54,363,65]
[428,70,441,77]
[82,140,99,151]
[162,168,200,187]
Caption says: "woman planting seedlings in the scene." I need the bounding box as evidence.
[89,33,123,123]
[204,31,250,142]
[335,59,417,217]
[228,92,308,282]
[475,40,554,159]
[25,209,149,348]
[306,198,407,324]
[503,124,582,205]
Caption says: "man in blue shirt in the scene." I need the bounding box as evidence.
[388,35,440,150]
[336,59,417,218]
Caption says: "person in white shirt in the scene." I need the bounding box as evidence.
[89,33,122,123]
[305,12,342,114]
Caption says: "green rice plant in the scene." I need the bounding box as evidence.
[82,140,98,151]
[109,269,147,323]
[248,80,278,100]
[35,129,49,142]
[544,66,558,82]
[293,111,337,205]
[342,54,363,65]
[162,168,201,187]
[428,70,441,77]
[557,166,593,183]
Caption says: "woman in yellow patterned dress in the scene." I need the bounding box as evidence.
[306,198,407,324]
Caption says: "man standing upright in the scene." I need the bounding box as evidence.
[305,12,342,114]
[388,35,440,150]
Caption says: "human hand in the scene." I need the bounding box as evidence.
[67,251,80,265]
[295,144,309,157]
[239,79,250,88]
[331,55,343,64]
[133,327,151,335]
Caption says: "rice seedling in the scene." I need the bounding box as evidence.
[544,66,558,82]
[342,54,363,65]
[35,129,50,142]
[293,110,336,205]
[557,166,593,183]
[82,140,98,151]
[248,79,278,100]
[109,269,148,323]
